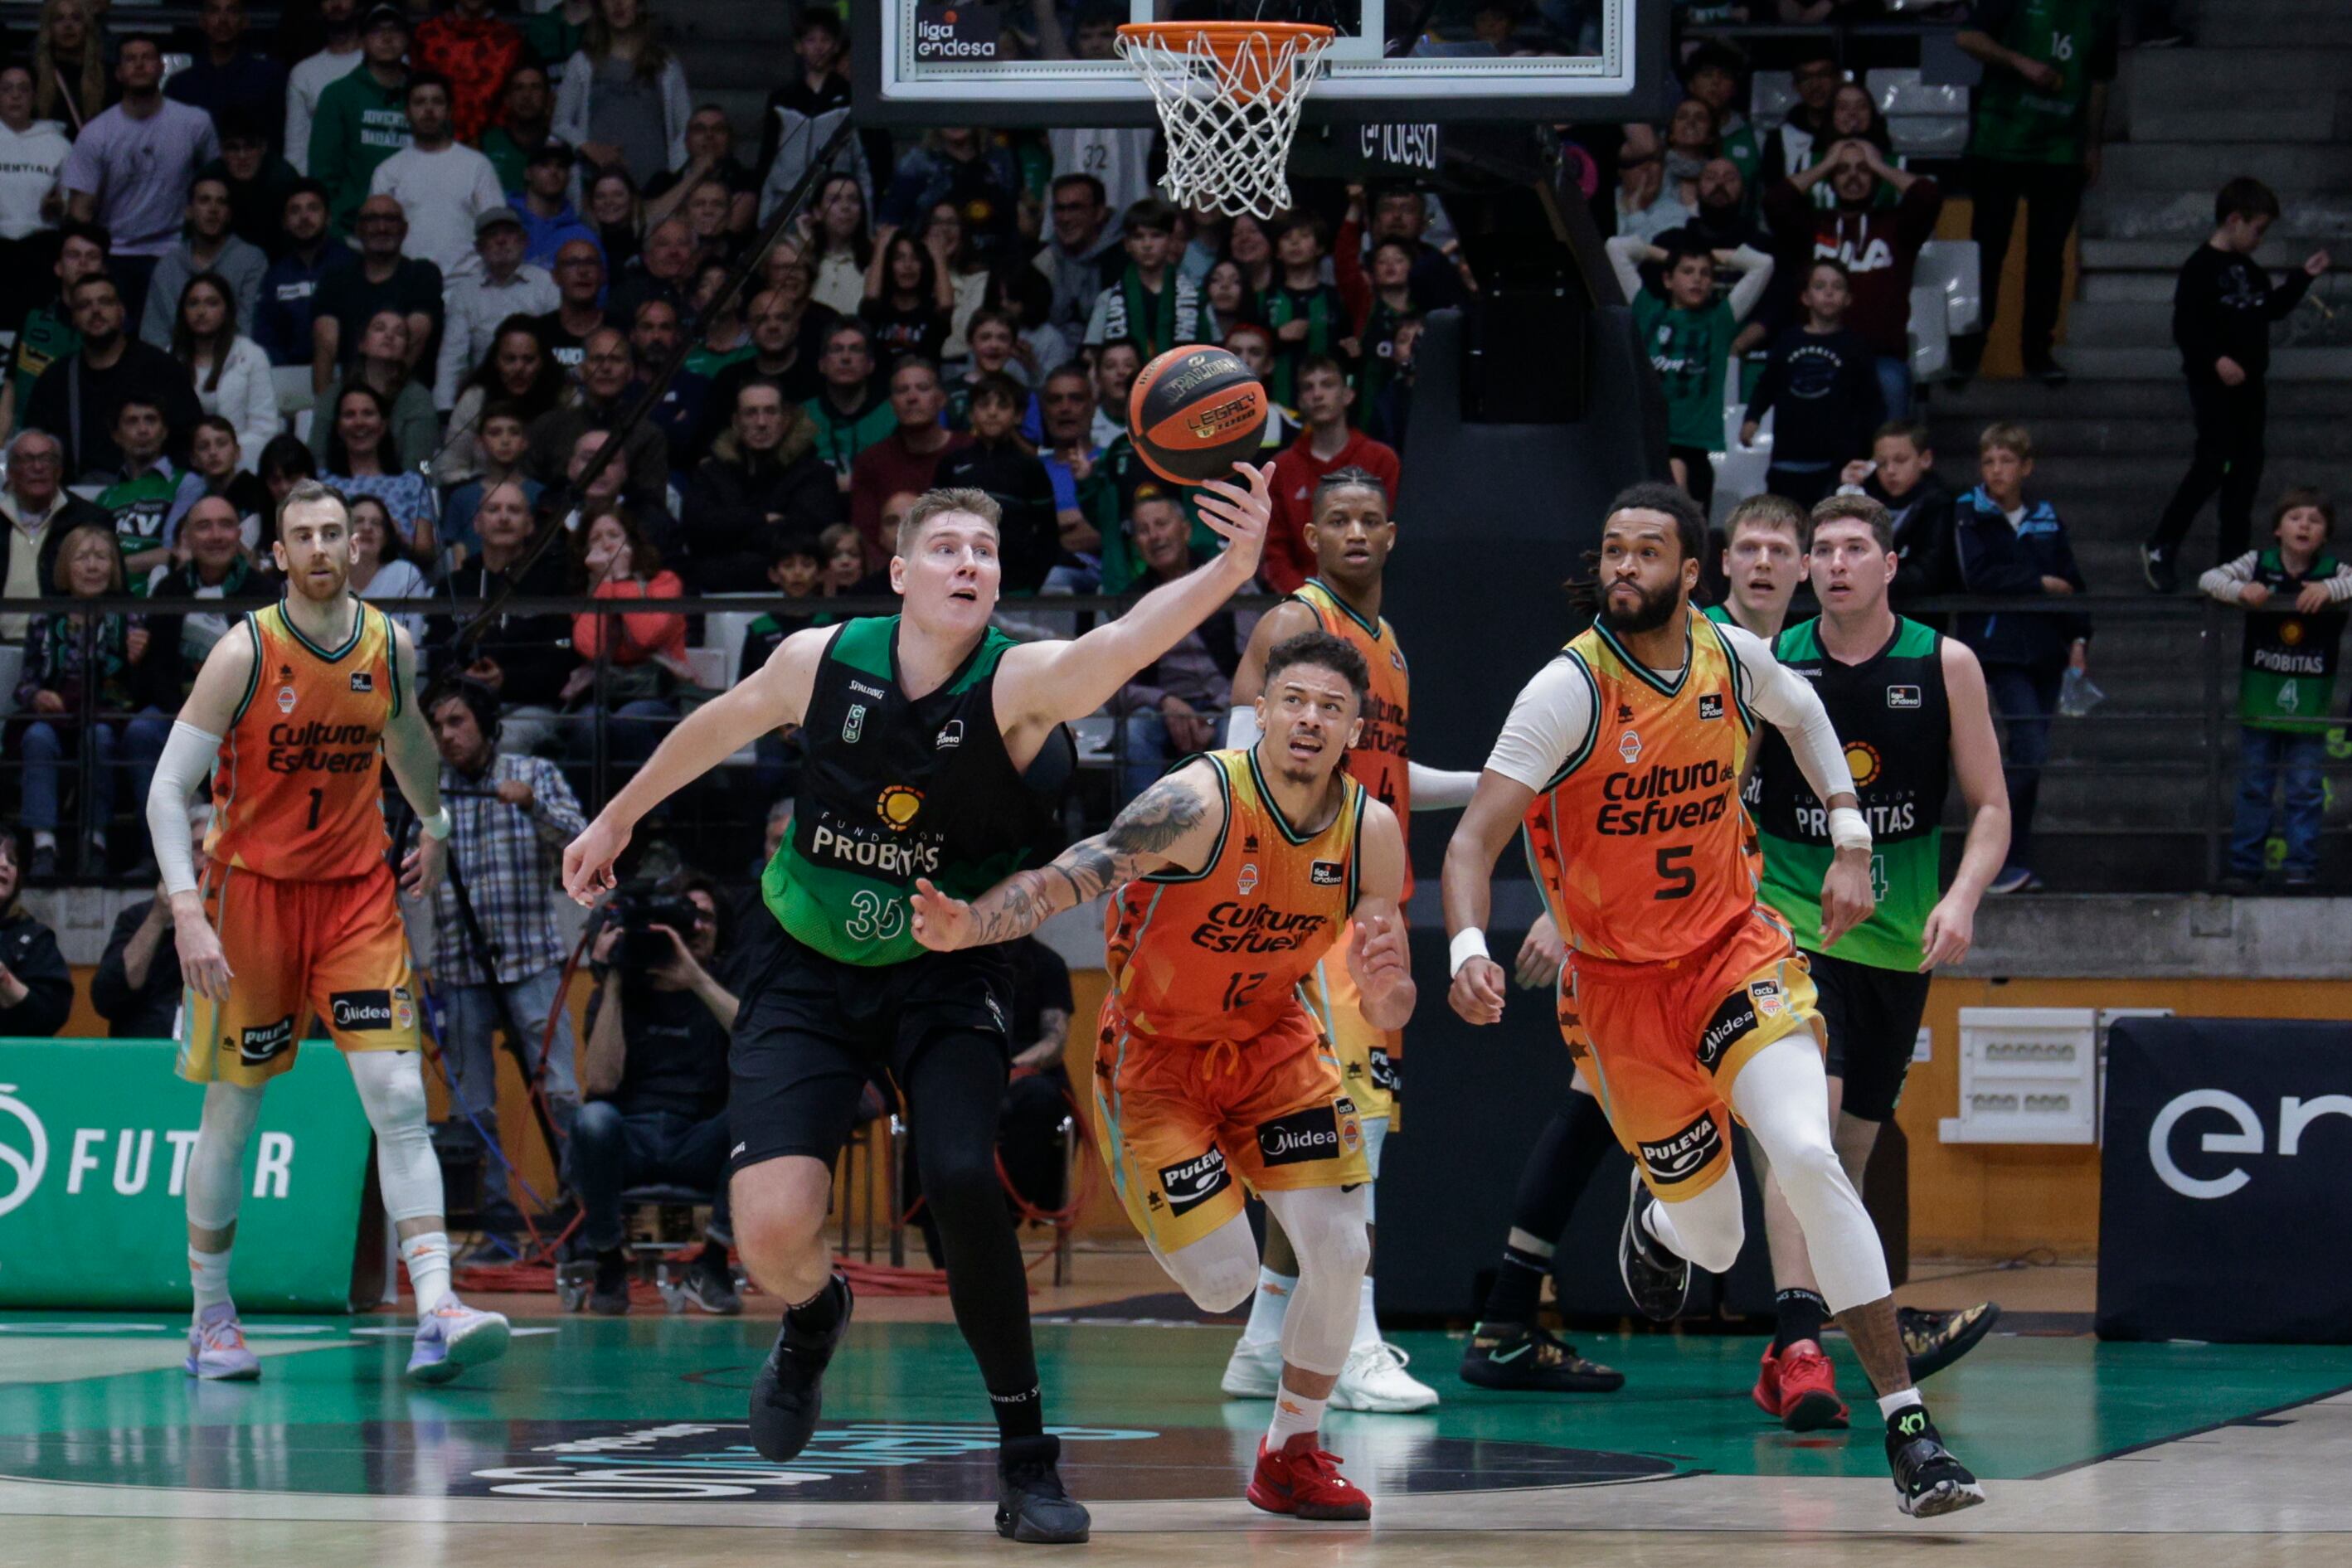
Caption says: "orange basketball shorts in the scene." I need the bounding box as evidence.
[1299,920,1402,1131]
[1559,907,1820,1203]
[1091,998,1373,1254]
[177,860,421,1088]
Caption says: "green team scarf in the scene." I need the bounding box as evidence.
[1120,266,1178,360]
[1262,285,1334,409]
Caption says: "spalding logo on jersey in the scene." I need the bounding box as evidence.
[1638,1112,1724,1186]
[1158,1147,1231,1216]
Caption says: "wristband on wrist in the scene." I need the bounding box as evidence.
[1828,805,1872,855]
[420,807,453,840]
[1449,927,1490,978]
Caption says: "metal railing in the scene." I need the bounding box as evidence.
[0,588,2332,891]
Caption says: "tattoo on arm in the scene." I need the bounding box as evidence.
[962,774,1210,945]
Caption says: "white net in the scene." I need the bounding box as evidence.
[1116,24,1334,220]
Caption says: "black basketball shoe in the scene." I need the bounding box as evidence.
[1902,1302,2001,1383]
[1886,1406,1988,1518]
[996,1434,1091,1543]
[1460,1323,1626,1393]
[749,1271,853,1463]
[1618,1168,1692,1323]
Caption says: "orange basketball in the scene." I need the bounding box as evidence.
[1126,344,1269,486]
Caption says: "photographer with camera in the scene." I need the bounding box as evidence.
[574,872,741,1316]
[417,677,588,1251]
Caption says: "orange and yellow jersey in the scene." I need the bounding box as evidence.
[1290,578,1411,899]
[1517,612,1761,964]
[1105,747,1367,1043]
[207,598,402,883]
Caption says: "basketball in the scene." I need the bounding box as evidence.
[1126,344,1270,486]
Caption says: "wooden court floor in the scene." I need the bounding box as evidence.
[4,1252,2350,1566]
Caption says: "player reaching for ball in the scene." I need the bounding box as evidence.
[150,480,511,1386]
[562,469,1274,1546]
[1442,483,1988,1519]
[911,629,1414,1523]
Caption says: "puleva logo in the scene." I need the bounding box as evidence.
[0,1081,49,1220]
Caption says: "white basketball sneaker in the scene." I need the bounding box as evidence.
[1220,1335,1284,1399]
[1330,1342,1439,1413]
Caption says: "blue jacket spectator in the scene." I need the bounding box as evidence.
[252,181,338,367]
[1952,484,2089,669]
[877,131,1020,265]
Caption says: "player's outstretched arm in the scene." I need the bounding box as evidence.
[999,463,1273,732]
[1921,638,2011,972]
[1723,623,1874,946]
[143,622,258,1001]
[1346,798,1416,1032]
[1441,770,1538,1027]
[910,760,1226,952]
[563,626,824,904]
[381,623,450,897]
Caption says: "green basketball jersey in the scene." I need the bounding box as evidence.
[762,617,1048,966]
[2237,548,2349,731]
[1633,290,1737,451]
[1754,617,1951,970]
[1967,0,2113,166]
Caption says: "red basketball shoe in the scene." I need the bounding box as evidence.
[1247,1433,1372,1521]
[1755,1339,1850,1431]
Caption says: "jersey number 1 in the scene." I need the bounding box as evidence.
[306,788,323,830]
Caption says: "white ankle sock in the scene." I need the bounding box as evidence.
[400,1231,452,1315]
[1267,1384,1326,1448]
[1239,1267,1295,1347]
[1349,1274,1381,1354]
[1878,1388,1925,1423]
[189,1245,233,1316]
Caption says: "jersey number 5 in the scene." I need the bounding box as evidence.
[1654,846,1695,901]
[846,889,908,943]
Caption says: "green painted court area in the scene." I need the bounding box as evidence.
[4,1313,2350,1502]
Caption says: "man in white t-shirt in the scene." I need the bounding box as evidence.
[0,66,68,242]
[372,71,506,285]
[285,0,365,177]
[1041,2,1156,216]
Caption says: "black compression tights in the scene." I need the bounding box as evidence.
[902,1031,1042,1429]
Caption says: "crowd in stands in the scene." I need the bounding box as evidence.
[0,0,2330,908]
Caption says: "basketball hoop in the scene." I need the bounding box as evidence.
[1116,22,1334,219]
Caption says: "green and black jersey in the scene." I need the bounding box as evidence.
[1754,616,1951,971]
[761,615,1047,966]
[2234,548,2349,732]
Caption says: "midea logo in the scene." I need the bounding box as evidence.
[0,1082,47,1219]
[2149,1089,2352,1199]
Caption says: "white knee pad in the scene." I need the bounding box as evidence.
[347,1051,445,1226]
[1734,1037,1890,1313]
[1648,1174,1746,1276]
[1155,1211,1261,1314]
[1260,1184,1371,1376]
[187,1081,265,1231]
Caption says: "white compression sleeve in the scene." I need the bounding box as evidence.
[1407,761,1480,810]
[347,1052,444,1225]
[1721,624,1857,806]
[1227,705,1262,750]
[1260,1184,1371,1377]
[147,722,221,895]
[186,1080,264,1231]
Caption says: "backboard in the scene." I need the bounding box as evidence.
[853,2,1662,129]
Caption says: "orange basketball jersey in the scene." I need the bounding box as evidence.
[1291,579,1410,898]
[1105,747,1366,1043]
[207,599,402,883]
[1521,610,1760,964]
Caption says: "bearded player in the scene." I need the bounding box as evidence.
[1214,467,1495,1413]
[148,479,511,1385]
[1443,483,1986,1517]
[912,630,1413,1522]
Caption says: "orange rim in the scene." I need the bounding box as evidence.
[1116,21,1334,106]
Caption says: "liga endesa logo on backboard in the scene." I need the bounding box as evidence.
[914,3,1002,61]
